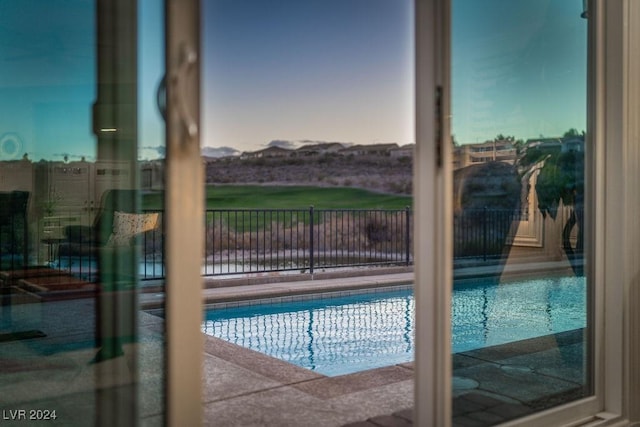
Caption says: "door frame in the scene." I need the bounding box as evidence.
[165,0,204,425]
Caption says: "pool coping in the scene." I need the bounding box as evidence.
[202,273,413,309]
[203,333,416,400]
[140,259,580,310]
[206,283,413,310]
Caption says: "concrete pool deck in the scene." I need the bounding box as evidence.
[0,260,585,426]
[194,271,417,426]
[185,261,584,426]
[0,300,585,427]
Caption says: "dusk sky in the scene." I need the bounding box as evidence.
[203,0,586,154]
[0,0,96,161]
[202,0,414,155]
[452,0,587,143]
[0,0,586,161]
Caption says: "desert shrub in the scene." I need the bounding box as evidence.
[365,217,390,243]
[202,208,414,267]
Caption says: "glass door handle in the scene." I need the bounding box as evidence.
[169,43,198,141]
[156,75,167,121]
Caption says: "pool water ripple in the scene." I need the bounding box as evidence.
[202,276,586,376]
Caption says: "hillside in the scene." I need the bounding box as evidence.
[205,153,413,195]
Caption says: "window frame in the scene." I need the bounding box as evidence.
[414,0,452,425]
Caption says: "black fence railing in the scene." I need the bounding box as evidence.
[453,208,528,260]
[50,207,527,280]
[202,207,412,276]
[140,209,165,280]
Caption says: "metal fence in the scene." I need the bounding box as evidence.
[201,207,412,276]
[453,208,527,260]
[51,207,527,280]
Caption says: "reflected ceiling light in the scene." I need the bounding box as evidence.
[100,128,118,132]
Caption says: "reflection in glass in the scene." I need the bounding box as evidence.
[0,1,165,424]
[451,1,589,425]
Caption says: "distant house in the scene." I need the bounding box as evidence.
[240,146,293,159]
[525,138,563,153]
[389,144,414,158]
[294,142,344,157]
[339,143,399,156]
[0,157,33,192]
[452,146,464,170]
[561,137,584,153]
[452,140,517,170]
[140,160,164,190]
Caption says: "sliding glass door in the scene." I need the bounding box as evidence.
[412,1,613,426]
[449,2,591,424]
[0,1,203,425]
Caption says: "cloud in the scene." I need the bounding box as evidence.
[265,139,353,149]
[298,139,351,146]
[140,145,166,156]
[201,146,240,158]
[266,140,297,149]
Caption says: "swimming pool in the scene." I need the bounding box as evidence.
[202,276,586,376]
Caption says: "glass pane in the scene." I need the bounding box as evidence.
[451,1,590,425]
[0,1,165,424]
[201,0,415,424]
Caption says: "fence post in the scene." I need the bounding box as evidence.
[483,206,488,261]
[405,206,411,265]
[309,205,314,274]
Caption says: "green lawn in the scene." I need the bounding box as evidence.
[143,185,412,232]
[203,185,412,210]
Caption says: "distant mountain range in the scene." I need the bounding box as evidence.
[201,141,412,159]
[201,146,240,159]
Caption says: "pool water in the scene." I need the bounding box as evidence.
[202,276,586,376]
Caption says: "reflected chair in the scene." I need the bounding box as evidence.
[57,189,159,362]
[57,189,158,280]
